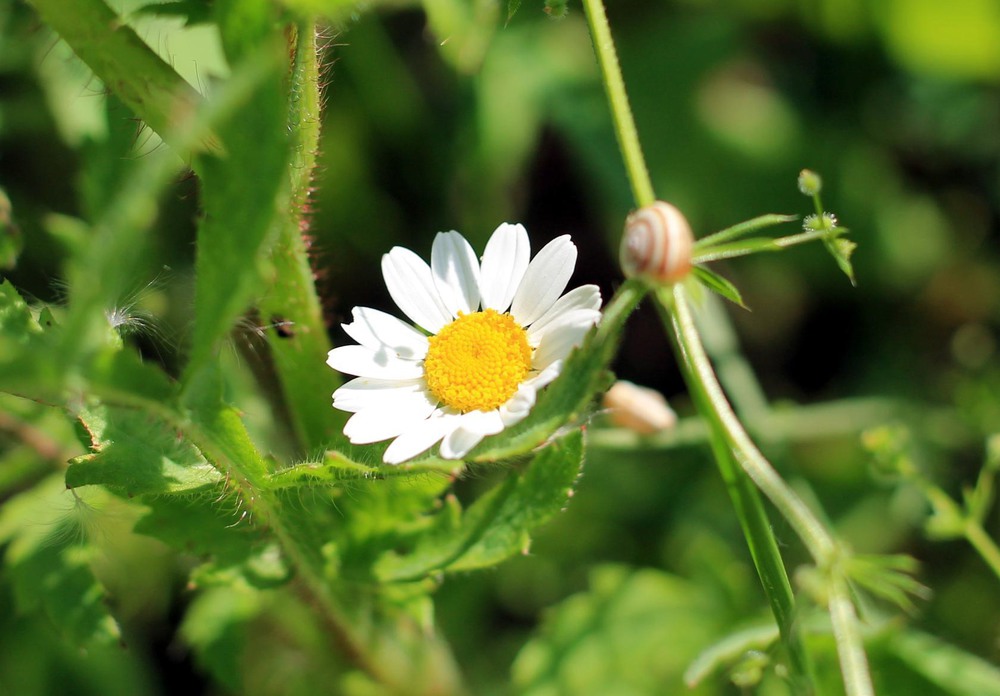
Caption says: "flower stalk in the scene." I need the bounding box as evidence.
[581,0,874,690]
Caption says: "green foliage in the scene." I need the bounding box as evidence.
[2,0,999,693]
[0,477,120,647]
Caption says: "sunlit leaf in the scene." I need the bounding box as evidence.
[68,405,223,496]
[375,430,584,581]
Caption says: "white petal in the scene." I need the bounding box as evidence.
[343,391,438,444]
[382,412,461,464]
[439,410,505,459]
[511,235,577,326]
[327,345,424,380]
[526,359,563,390]
[480,223,530,312]
[342,307,428,361]
[526,285,602,343]
[528,307,601,348]
[532,314,596,370]
[333,376,424,413]
[382,247,452,333]
[431,231,481,316]
[498,383,537,426]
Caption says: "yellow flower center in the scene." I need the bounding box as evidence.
[424,309,532,413]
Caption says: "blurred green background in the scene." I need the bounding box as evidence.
[2,0,999,693]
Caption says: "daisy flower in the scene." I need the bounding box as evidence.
[327,223,602,464]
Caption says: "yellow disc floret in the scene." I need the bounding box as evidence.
[424,309,532,413]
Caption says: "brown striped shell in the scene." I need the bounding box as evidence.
[620,201,693,283]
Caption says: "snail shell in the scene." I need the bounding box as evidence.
[620,201,693,283]
[602,380,677,434]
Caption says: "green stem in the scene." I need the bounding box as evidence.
[580,0,655,208]
[23,0,220,158]
[596,278,648,346]
[255,23,346,455]
[828,578,875,696]
[964,519,1000,582]
[666,285,836,562]
[657,286,815,694]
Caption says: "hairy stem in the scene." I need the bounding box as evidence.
[580,0,655,208]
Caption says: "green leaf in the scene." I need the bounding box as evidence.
[0,188,22,270]
[67,405,224,496]
[506,0,522,24]
[692,237,782,264]
[0,476,121,646]
[694,213,797,250]
[185,8,292,379]
[889,629,1000,696]
[512,565,722,694]
[22,0,220,157]
[847,554,928,614]
[180,585,262,693]
[684,623,780,688]
[136,0,214,25]
[375,430,584,581]
[267,450,461,490]
[0,279,42,348]
[825,235,857,286]
[691,266,747,309]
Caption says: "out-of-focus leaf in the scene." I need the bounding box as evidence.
[544,0,567,19]
[185,0,291,379]
[825,235,857,286]
[181,584,263,693]
[421,0,499,74]
[67,405,223,496]
[878,0,1000,80]
[691,266,747,309]
[136,0,214,25]
[512,565,723,695]
[506,0,522,24]
[0,476,121,646]
[0,188,22,269]
[375,430,583,581]
[0,279,42,347]
[889,629,1000,696]
[847,554,928,614]
[684,623,779,687]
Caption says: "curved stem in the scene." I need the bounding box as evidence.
[964,520,1000,582]
[580,0,655,208]
[658,287,815,694]
[828,578,875,696]
[667,285,836,562]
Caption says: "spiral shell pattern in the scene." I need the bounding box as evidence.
[620,201,693,284]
